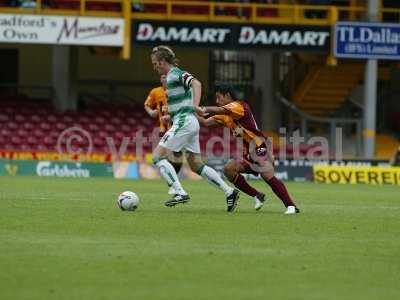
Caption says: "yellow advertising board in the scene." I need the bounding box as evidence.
[313,165,400,185]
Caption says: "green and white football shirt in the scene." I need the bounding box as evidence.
[166,67,196,122]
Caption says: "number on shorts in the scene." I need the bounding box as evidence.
[162,133,170,143]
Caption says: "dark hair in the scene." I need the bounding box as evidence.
[151,45,179,66]
[215,84,238,100]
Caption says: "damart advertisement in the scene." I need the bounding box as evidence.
[133,21,330,51]
[0,13,124,46]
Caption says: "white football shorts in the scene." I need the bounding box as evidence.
[159,113,200,154]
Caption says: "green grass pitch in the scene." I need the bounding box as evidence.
[0,176,399,300]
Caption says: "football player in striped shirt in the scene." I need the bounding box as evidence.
[144,75,183,195]
[150,45,240,212]
[196,84,300,214]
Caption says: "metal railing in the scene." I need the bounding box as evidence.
[0,83,54,99]
[131,1,400,25]
[78,79,157,103]
[277,93,362,156]
[1,1,399,60]
[0,1,399,26]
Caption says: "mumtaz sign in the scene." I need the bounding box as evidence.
[0,14,124,46]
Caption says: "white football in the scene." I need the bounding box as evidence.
[117,191,139,211]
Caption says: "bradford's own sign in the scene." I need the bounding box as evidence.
[0,14,124,46]
[133,21,330,52]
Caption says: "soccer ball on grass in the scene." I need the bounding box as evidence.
[117,191,139,211]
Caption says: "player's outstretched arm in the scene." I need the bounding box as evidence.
[197,115,222,129]
[144,104,158,118]
[192,79,202,107]
[202,106,226,115]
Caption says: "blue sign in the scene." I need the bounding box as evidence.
[334,22,400,60]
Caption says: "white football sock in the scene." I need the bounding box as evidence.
[200,165,234,196]
[156,159,187,195]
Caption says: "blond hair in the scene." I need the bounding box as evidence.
[151,45,179,66]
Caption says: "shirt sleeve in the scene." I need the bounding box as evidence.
[222,101,245,120]
[211,115,233,126]
[144,89,156,108]
[181,71,194,89]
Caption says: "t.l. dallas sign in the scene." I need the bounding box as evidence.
[0,13,124,46]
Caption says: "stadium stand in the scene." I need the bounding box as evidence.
[375,134,400,159]
[293,62,364,116]
[0,95,320,157]
[0,0,398,159]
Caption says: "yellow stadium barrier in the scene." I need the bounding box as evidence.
[0,1,399,60]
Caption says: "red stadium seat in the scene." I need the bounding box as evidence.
[4,107,14,114]
[97,131,108,139]
[48,130,61,139]
[20,144,31,151]
[1,101,283,156]
[15,114,26,122]
[2,143,14,150]
[93,137,105,147]
[16,129,29,137]
[36,144,50,152]
[7,122,18,130]
[95,116,106,124]
[86,2,104,11]
[0,114,9,122]
[111,117,122,125]
[27,136,38,145]
[143,3,166,13]
[55,122,68,130]
[0,128,11,137]
[88,124,100,131]
[105,124,116,132]
[0,135,8,144]
[78,116,90,124]
[43,136,56,145]
[33,129,45,138]
[47,115,58,123]
[10,136,22,144]
[23,122,35,130]
[62,115,74,123]
[39,122,52,131]
[120,124,132,133]
[30,115,42,123]
[126,120,138,128]
[106,3,121,11]
[49,0,79,9]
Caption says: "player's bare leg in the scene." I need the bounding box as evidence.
[186,152,240,212]
[153,145,189,206]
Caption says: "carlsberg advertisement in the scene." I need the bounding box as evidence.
[0,160,113,177]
